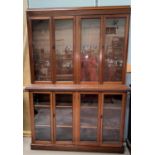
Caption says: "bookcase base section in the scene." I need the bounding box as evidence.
[31,143,124,153]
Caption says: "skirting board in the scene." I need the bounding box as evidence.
[23,130,31,137]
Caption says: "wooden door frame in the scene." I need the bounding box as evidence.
[77,92,100,146]
[100,92,126,146]
[102,14,130,84]
[52,92,74,144]
[29,91,53,144]
[27,17,53,84]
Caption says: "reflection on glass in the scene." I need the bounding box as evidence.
[34,108,51,141]
[102,95,122,143]
[104,18,126,81]
[32,20,51,81]
[80,94,98,141]
[33,94,50,105]
[33,93,51,141]
[55,20,73,81]
[81,19,100,81]
[55,94,72,141]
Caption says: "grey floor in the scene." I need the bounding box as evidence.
[23,137,130,155]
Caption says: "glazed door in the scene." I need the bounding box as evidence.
[31,93,52,142]
[54,17,75,82]
[29,18,52,82]
[79,17,101,82]
[101,93,125,144]
[54,93,73,142]
[103,15,129,83]
[79,93,99,143]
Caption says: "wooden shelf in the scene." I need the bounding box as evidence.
[80,125,97,129]
[34,105,50,108]
[35,124,50,127]
[81,106,97,109]
[56,125,72,128]
[104,107,121,110]
[103,127,120,130]
[56,106,72,108]
[34,101,50,105]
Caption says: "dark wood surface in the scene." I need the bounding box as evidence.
[27,6,130,17]
[26,6,131,153]
[24,84,130,92]
[31,143,124,153]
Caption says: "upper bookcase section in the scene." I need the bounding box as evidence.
[27,6,130,84]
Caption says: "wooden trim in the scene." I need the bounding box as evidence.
[50,93,54,143]
[23,130,31,137]
[99,16,104,83]
[33,81,53,84]
[72,93,76,144]
[27,17,35,83]
[55,81,74,84]
[122,15,130,83]
[76,16,80,83]
[103,82,122,85]
[127,64,131,73]
[73,17,76,84]
[52,17,56,83]
[98,93,103,144]
[27,6,130,11]
[29,92,35,143]
[76,93,80,143]
[54,16,74,19]
[55,141,73,144]
[49,17,53,83]
[25,84,130,92]
[120,93,127,143]
[99,93,104,145]
[52,93,56,143]
[80,15,102,19]
[31,143,124,153]
[27,6,130,17]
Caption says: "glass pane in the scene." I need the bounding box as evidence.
[104,18,126,81]
[81,19,100,81]
[34,108,51,141]
[55,94,72,141]
[102,95,122,143]
[56,127,72,141]
[34,108,50,125]
[80,94,98,141]
[32,20,51,81]
[33,94,50,105]
[55,20,73,81]
[33,93,51,141]
[35,127,51,141]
